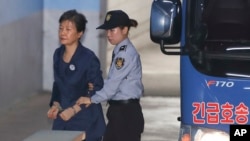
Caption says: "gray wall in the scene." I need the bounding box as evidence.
[0,0,103,112]
[0,0,43,112]
[42,0,103,91]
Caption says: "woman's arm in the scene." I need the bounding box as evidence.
[86,56,104,97]
[47,82,62,119]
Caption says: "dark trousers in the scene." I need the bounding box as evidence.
[103,102,144,141]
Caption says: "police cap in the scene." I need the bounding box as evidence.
[96,10,131,29]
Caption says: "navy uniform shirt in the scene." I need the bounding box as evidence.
[91,38,144,103]
[49,42,106,140]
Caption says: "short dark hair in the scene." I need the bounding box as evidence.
[59,9,88,33]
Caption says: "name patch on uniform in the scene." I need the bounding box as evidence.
[115,57,125,70]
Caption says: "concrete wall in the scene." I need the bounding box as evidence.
[42,0,103,91]
[0,0,43,112]
[0,0,103,112]
[0,0,178,114]
[107,0,153,49]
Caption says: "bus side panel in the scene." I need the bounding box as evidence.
[180,56,250,133]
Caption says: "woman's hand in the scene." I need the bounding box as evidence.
[59,107,75,121]
[60,105,81,121]
[72,132,86,141]
[47,102,62,119]
[47,105,59,119]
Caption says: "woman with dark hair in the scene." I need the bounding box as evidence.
[47,9,106,141]
[76,10,145,141]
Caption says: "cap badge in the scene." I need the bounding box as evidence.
[106,14,111,21]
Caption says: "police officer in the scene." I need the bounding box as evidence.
[76,10,145,141]
[47,9,106,141]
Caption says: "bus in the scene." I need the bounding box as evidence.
[150,0,250,141]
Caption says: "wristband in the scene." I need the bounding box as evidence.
[53,104,63,112]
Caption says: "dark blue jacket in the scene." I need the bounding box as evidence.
[49,42,106,141]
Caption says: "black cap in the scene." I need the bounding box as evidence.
[96,10,130,29]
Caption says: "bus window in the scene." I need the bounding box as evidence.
[203,0,250,40]
[187,0,250,78]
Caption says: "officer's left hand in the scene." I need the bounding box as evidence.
[76,96,91,106]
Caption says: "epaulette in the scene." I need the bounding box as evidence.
[119,45,127,51]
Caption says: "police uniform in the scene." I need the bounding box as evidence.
[91,38,144,141]
[49,42,106,141]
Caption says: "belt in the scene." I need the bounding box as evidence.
[108,99,139,105]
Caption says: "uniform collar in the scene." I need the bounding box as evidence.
[114,38,130,53]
